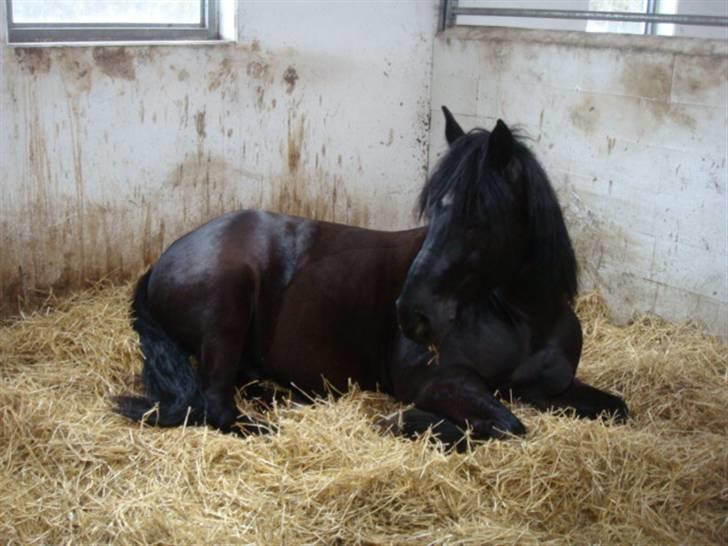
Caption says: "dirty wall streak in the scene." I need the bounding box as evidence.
[0,2,437,315]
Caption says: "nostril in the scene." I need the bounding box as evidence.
[414,320,430,339]
[396,302,434,344]
[413,310,430,328]
[412,311,433,343]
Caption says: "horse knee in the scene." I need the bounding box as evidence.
[515,349,576,396]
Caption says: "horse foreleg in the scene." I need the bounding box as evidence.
[378,407,469,451]
[514,378,628,423]
[392,365,526,448]
[511,304,626,422]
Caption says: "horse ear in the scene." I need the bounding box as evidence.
[487,119,514,167]
[442,106,464,146]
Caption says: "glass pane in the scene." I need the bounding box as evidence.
[654,0,677,36]
[586,0,647,35]
[11,0,202,25]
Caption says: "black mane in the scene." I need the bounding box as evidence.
[418,129,496,222]
[419,128,578,304]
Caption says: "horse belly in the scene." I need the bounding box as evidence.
[261,263,396,396]
[263,307,384,396]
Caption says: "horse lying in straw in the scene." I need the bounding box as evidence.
[115,107,628,448]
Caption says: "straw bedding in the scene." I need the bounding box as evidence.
[1,283,726,544]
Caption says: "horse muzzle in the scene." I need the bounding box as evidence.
[396,298,436,346]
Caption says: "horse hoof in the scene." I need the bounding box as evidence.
[611,398,629,424]
[472,415,526,440]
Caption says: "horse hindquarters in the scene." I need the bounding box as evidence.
[114,269,266,434]
[114,270,206,427]
[194,269,267,432]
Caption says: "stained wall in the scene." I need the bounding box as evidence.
[2,4,726,338]
[0,1,438,312]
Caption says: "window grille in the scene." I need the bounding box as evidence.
[438,0,728,37]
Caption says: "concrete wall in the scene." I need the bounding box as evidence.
[0,1,438,312]
[430,26,727,336]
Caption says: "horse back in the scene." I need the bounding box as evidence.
[145,209,425,393]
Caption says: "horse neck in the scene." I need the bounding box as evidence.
[501,269,571,320]
[404,226,428,263]
[392,227,428,286]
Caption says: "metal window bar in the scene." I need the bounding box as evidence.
[6,0,220,43]
[645,0,657,35]
[439,0,728,32]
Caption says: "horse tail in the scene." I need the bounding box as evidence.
[113,269,206,427]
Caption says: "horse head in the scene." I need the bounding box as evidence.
[397,107,577,347]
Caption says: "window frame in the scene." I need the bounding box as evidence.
[6,0,221,44]
[438,0,728,35]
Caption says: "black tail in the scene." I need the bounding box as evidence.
[113,270,206,427]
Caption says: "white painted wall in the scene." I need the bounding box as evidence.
[430,26,727,337]
[0,1,438,311]
[2,2,726,338]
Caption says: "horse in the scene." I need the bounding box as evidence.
[114,107,628,448]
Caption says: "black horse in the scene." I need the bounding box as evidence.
[115,107,627,446]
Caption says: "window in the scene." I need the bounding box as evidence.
[585,0,678,36]
[6,0,229,44]
[442,0,728,40]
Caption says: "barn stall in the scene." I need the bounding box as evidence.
[1,1,726,544]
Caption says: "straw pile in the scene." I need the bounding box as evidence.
[1,283,726,545]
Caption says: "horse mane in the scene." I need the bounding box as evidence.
[418,128,578,304]
[418,129,500,222]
